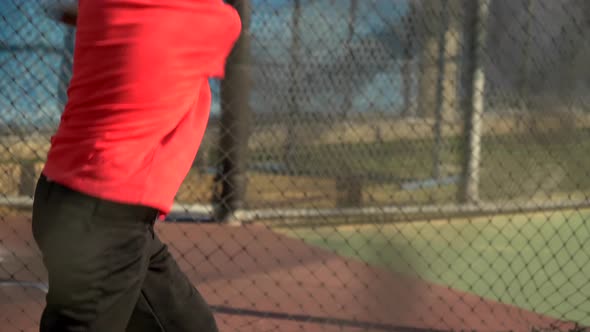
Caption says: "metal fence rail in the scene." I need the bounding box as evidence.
[1,0,589,331]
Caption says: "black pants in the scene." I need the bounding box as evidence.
[31,175,218,332]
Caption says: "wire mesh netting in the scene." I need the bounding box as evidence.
[1,0,589,331]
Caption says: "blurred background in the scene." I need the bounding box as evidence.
[1,0,589,331]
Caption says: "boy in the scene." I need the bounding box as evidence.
[33,0,241,331]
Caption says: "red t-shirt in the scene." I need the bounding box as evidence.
[43,0,241,214]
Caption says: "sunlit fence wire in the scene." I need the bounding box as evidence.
[1,0,589,331]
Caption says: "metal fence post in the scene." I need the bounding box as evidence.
[401,1,418,118]
[517,0,533,132]
[460,0,489,203]
[431,0,449,181]
[284,0,301,165]
[342,0,358,119]
[214,0,252,222]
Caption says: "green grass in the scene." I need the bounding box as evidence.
[250,130,590,201]
[277,209,590,325]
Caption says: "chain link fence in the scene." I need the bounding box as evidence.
[1,0,589,331]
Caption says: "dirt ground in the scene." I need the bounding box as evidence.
[1,217,577,332]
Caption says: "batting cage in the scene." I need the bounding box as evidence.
[1,0,589,331]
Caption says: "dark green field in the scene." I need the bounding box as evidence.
[278,209,590,326]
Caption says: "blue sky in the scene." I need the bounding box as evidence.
[1,0,410,125]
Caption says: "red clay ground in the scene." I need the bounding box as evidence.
[0,217,579,332]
